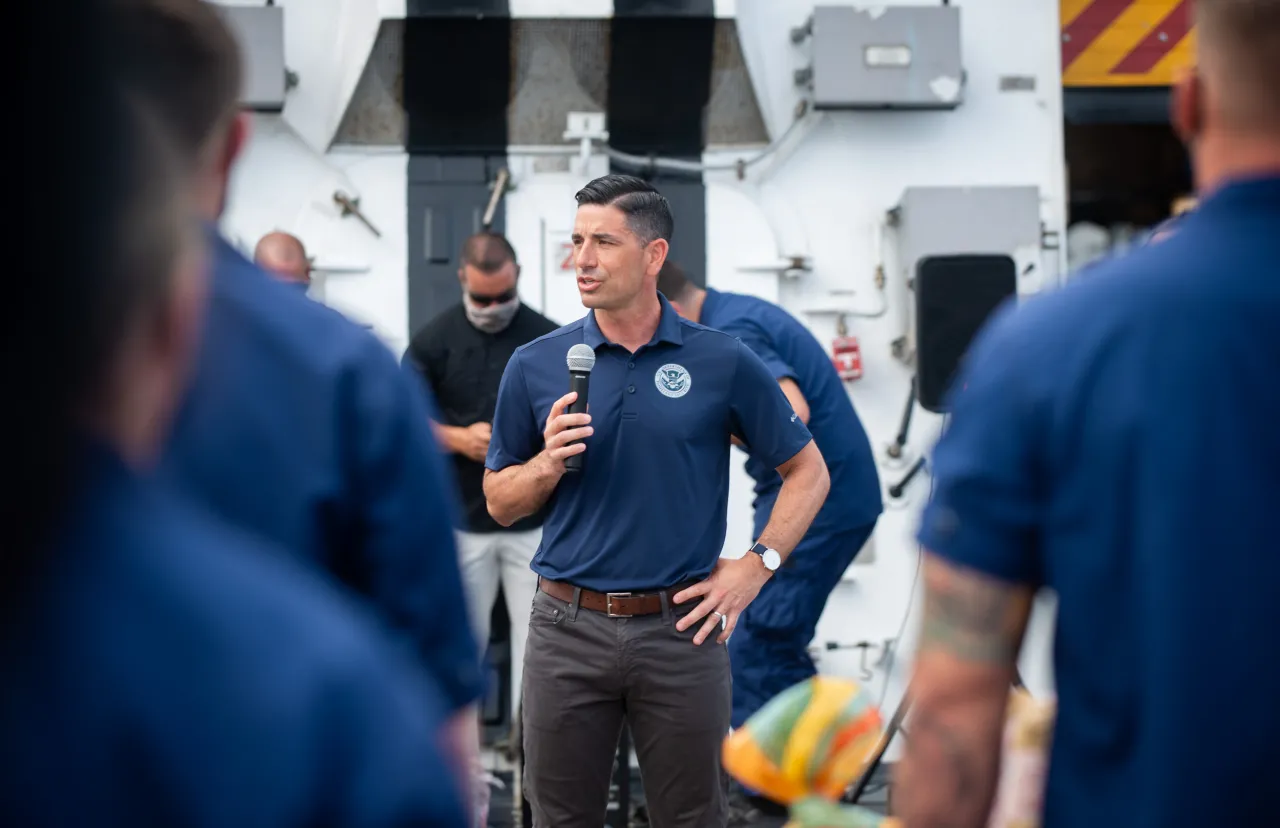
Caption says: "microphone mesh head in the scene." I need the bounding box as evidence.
[566,343,597,373]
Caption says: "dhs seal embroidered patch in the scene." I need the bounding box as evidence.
[654,363,691,399]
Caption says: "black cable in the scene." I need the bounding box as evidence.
[887,456,926,499]
[887,376,916,459]
[877,542,921,709]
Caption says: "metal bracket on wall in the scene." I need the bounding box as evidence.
[308,257,370,276]
[482,168,511,232]
[737,254,813,280]
[333,191,382,238]
[790,14,813,44]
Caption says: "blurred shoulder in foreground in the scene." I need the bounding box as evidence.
[1,442,468,828]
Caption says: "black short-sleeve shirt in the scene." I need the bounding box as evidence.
[406,303,560,533]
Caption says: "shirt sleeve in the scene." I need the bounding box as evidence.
[729,339,814,469]
[398,349,440,422]
[485,352,542,473]
[296,613,470,828]
[401,326,444,400]
[343,337,484,711]
[321,651,470,827]
[916,305,1046,586]
[718,320,797,383]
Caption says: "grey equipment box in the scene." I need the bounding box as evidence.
[892,186,1042,274]
[810,5,964,110]
[213,4,287,112]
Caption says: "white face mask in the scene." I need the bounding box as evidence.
[464,293,520,333]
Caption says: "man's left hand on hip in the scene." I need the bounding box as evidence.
[673,555,773,645]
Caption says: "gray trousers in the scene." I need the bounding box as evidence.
[522,585,731,828]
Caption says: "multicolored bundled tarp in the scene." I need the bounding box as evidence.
[721,675,900,827]
[786,797,900,828]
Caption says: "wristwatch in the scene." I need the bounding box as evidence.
[749,542,782,572]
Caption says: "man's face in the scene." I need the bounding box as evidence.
[571,204,665,311]
[460,260,519,306]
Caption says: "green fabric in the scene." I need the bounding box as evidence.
[787,797,892,827]
[751,679,813,763]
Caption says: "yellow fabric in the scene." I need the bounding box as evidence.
[723,676,883,804]
[781,677,857,781]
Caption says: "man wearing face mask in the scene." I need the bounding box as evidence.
[254,231,312,291]
[404,231,559,724]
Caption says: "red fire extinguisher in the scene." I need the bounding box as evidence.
[831,314,862,382]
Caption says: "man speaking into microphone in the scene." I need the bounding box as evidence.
[483,174,830,828]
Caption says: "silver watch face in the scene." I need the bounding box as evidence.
[762,548,782,570]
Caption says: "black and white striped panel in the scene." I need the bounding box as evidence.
[402,0,717,331]
[608,0,715,287]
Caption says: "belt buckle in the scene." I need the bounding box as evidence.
[605,592,632,617]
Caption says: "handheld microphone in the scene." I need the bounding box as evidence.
[563,344,596,472]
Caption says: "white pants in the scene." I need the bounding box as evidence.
[456,527,541,719]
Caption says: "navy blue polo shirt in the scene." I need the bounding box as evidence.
[699,288,882,539]
[918,176,1280,827]
[160,231,482,712]
[486,294,814,593]
[1,440,467,828]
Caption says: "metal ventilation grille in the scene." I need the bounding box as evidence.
[333,20,406,146]
[332,18,767,149]
[508,19,611,147]
[706,20,768,146]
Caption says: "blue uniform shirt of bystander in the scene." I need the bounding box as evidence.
[160,232,483,712]
[1,440,468,828]
[918,177,1280,828]
[698,288,882,539]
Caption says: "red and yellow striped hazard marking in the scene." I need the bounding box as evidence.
[1061,0,1196,87]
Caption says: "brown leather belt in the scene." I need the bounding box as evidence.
[538,578,694,618]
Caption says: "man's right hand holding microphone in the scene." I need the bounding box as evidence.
[531,391,592,478]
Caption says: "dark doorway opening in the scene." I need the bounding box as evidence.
[1065,121,1193,228]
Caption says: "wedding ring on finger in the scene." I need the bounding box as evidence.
[712,610,727,631]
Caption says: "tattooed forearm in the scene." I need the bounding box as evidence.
[918,554,1033,664]
[896,706,1001,828]
[907,708,977,801]
[894,554,1032,826]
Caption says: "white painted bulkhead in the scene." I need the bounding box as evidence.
[218,0,1066,750]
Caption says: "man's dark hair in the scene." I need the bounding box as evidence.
[109,0,243,158]
[7,89,186,590]
[9,0,122,589]
[656,260,697,303]
[460,232,519,273]
[1197,0,1280,128]
[574,174,675,246]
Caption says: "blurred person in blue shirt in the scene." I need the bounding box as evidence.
[2,26,466,826]
[108,0,485,785]
[896,2,1280,826]
[255,230,313,292]
[657,264,882,722]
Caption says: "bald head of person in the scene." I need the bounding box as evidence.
[254,232,311,286]
[1172,0,1280,190]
